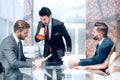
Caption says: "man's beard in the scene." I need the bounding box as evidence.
[18,34,24,40]
[93,36,98,40]
[44,23,47,25]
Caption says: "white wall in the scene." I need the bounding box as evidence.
[0,0,24,43]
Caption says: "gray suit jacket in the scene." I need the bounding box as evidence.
[0,34,32,80]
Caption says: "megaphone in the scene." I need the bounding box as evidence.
[36,24,45,40]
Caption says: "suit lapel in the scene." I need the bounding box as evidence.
[10,34,18,56]
[99,37,107,49]
[50,18,55,40]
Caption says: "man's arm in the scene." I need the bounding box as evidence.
[79,40,113,66]
[74,46,115,70]
[76,60,108,70]
[4,48,33,68]
[3,41,45,68]
[60,23,72,52]
[79,57,96,66]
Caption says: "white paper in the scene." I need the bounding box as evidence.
[63,69,90,74]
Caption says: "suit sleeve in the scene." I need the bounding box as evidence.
[79,57,96,66]
[3,41,33,68]
[79,40,113,66]
[60,23,72,52]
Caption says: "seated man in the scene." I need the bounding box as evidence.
[69,22,114,67]
[74,20,120,80]
[0,20,45,80]
[74,44,120,80]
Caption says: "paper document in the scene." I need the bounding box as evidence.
[63,69,91,74]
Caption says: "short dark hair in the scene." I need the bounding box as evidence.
[14,20,30,32]
[94,22,108,37]
[39,7,52,17]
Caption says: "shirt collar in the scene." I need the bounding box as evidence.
[48,18,52,38]
[49,18,52,28]
[99,38,105,46]
[13,33,19,44]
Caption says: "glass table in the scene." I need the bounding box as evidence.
[23,52,105,80]
[32,63,94,80]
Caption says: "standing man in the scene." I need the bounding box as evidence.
[69,22,114,67]
[35,7,72,65]
[0,20,44,80]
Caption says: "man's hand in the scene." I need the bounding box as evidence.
[65,51,71,56]
[68,59,79,67]
[33,59,45,68]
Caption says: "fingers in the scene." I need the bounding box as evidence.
[33,59,45,68]
[68,60,74,67]
[65,51,71,56]
[68,59,79,67]
[105,68,110,75]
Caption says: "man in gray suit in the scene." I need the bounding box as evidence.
[0,20,44,80]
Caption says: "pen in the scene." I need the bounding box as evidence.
[44,54,52,61]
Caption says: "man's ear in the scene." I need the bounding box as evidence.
[49,15,52,19]
[15,30,21,34]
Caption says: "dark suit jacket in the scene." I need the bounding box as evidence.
[35,18,72,64]
[0,62,4,73]
[0,34,32,80]
[79,37,114,66]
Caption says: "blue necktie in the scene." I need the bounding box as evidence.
[18,40,22,61]
[96,44,100,50]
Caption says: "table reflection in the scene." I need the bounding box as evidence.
[32,63,93,80]
[1,62,107,80]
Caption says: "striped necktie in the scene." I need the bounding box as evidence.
[45,26,52,53]
[46,26,49,40]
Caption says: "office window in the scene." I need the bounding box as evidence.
[33,0,86,56]
[0,0,23,43]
